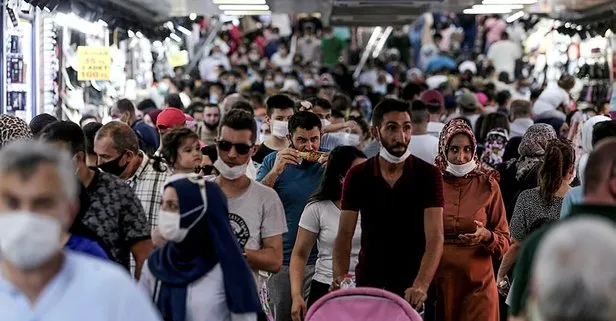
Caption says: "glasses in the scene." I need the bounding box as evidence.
[195,165,214,175]
[216,140,253,155]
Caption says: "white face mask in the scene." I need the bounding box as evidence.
[446,160,477,177]
[271,120,289,138]
[158,210,189,243]
[214,159,248,180]
[321,119,332,128]
[379,145,411,164]
[0,212,62,269]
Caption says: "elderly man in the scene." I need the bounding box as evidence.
[508,138,616,319]
[531,217,616,321]
[0,141,161,321]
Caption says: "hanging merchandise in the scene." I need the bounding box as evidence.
[41,13,59,115]
[1,1,36,122]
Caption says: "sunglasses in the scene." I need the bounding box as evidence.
[195,165,214,175]
[216,140,253,155]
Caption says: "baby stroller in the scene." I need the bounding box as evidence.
[305,287,424,321]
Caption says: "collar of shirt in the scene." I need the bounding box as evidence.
[371,154,414,177]
[127,152,150,186]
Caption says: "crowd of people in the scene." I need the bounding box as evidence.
[2,14,616,321]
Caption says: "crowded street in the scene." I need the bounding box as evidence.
[1,0,616,320]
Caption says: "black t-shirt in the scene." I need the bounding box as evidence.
[253,144,277,164]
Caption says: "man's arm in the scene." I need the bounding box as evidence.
[260,169,282,188]
[332,210,359,287]
[131,239,154,279]
[412,207,444,291]
[245,235,283,273]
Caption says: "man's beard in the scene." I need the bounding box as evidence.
[204,121,219,131]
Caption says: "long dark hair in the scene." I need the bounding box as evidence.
[309,146,366,204]
[152,128,199,172]
[538,138,574,202]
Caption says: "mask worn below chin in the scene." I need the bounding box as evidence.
[0,212,62,269]
[98,152,129,177]
[446,160,477,177]
[158,210,189,243]
[321,119,332,127]
[214,159,248,180]
[379,145,411,164]
[271,120,289,138]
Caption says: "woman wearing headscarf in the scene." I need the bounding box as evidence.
[0,114,32,149]
[434,119,510,321]
[496,124,557,221]
[139,177,263,321]
[577,115,611,184]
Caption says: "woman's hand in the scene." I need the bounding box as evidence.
[291,295,307,321]
[459,220,492,246]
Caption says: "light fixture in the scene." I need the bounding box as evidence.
[128,29,135,38]
[54,12,105,35]
[165,21,175,31]
[482,0,537,4]
[218,4,269,10]
[170,33,182,43]
[223,10,272,16]
[472,4,524,10]
[177,25,192,36]
[464,7,512,14]
[136,31,144,38]
[153,40,163,47]
[97,19,108,27]
[213,0,266,3]
[189,12,197,20]
[506,10,525,23]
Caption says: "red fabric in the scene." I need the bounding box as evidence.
[156,107,186,128]
[420,90,444,108]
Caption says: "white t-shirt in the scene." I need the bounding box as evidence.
[427,122,445,138]
[140,263,256,321]
[299,200,361,285]
[487,40,522,81]
[533,84,570,116]
[426,75,448,89]
[409,134,439,164]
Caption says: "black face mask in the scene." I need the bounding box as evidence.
[98,152,128,177]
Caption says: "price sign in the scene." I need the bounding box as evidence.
[77,46,111,81]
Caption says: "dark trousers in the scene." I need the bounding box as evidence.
[307,280,331,308]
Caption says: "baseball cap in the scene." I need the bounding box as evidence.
[157,107,187,129]
[420,90,444,108]
[457,92,479,111]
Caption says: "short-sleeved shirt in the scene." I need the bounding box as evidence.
[509,204,616,317]
[225,179,288,251]
[257,152,324,265]
[560,186,583,218]
[83,170,151,268]
[126,154,168,228]
[299,200,362,285]
[509,188,563,241]
[341,155,444,295]
[253,144,276,165]
[0,252,163,321]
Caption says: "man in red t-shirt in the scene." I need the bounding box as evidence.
[333,98,444,311]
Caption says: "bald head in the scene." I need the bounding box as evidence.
[584,138,616,201]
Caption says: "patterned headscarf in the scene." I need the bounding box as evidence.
[480,128,509,168]
[515,123,557,180]
[436,119,496,178]
[0,114,32,149]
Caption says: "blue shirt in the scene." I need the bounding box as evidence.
[257,152,324,265]
[65,235,110,261]
[560,186,584,218]
[0,252,162,321]
[425,55,457,74]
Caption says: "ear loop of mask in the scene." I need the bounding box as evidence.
[178,180,208,231]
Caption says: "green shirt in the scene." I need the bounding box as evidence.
[509,204,616,316]
[321,36,346,68]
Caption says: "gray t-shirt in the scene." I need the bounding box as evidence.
[226,179,288,251]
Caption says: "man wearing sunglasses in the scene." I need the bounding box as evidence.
[257,111,326,321]
[211,109,286,280]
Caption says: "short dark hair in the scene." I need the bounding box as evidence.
[39,121,86,156]
[165,93,184,110]
[401,83,422,101]
[137,99,157,111]
[592,120,616,147]
[410,100,429,124]
[231,100,255,117]
[332,94,352,111]
[289,111,322,135]
[160,128,199,167]
[584,138,616,196]
[220,109,258,144]
[186,101,206,116]
[79,115,98,128]
[266,94,296,116]
[116,99,136,114]
[511,100,532,117]
[371,98,412,128]
[496,90,512,106]
[308,97,332,111]
[96,122,139,153]
[331,109,345,119]
[29,113,58,138]
[83,122,103,156]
